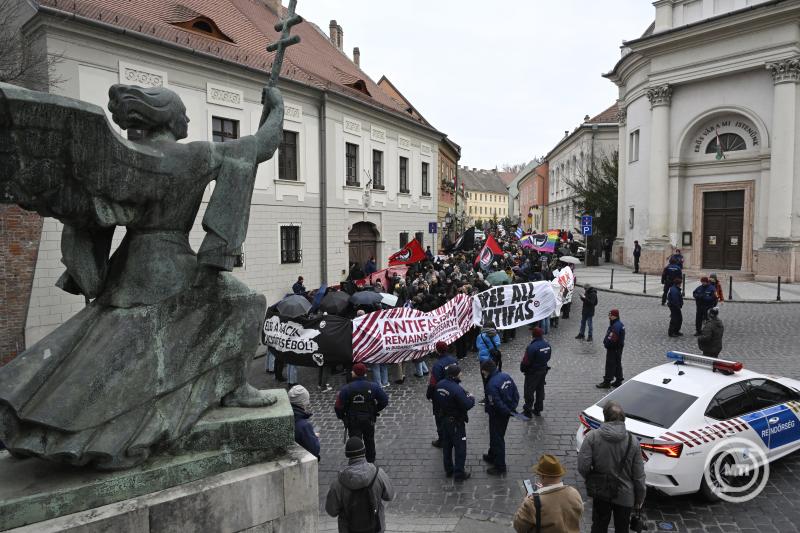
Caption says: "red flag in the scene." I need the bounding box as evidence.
[388,239,426,266]
[474,235,503,270]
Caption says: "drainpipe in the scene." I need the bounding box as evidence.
[319,92,328,284]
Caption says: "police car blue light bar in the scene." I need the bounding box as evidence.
[666,351,743,373]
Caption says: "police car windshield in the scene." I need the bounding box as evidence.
[600,381,698,429]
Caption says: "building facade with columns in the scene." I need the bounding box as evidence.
[2,0,443,356]
[607,0,800,280]
[547,105,619,234]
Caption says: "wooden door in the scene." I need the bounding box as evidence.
[702,191,744,270]
[348,222,378,268]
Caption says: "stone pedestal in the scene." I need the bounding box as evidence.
[0,390,317,532]
[755,240,800,282]
[640,240,672,275]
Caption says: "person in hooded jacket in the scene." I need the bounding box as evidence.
[476,321,502,372]
[427,341,459,448]
[575,284,598,341]
[325,436,395,533]
[578,402,646,533]
[481,359,520,475]
[288,385,320,460]
[698,306,724,357]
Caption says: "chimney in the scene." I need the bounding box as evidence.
[353,47,360,67]
[337,24,344,50]
[263,0,282,14]
[564,130,569,137]
[329,20,339,47]
[584,114,590,122]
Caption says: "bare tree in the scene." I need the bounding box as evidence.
[500,162,528,174]
[0,0,62,90]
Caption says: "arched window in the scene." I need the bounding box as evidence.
[706,133,746,154]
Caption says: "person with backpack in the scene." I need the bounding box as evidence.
[481,359,520,476]
[432,364,475,481]
[427,341,459,449]
[476,320,502,377]
[334,363,389,464]
[325,436,395,533]
[575,284,598,342]
[698,306,724,357]
[513,455,584,533]
[520,327,551,418]
[578,402,646,533]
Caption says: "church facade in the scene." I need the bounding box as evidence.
[608,0,800,281]
[7,0,443,350]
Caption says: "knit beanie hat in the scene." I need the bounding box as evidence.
[352,363,368,377]
[480,359,497,373]
[609,309,620,318]
[345,436,366,458]
[435,341,448,354]
[531,326,544,338]
[288,385,310,410]
[445,364,461,379]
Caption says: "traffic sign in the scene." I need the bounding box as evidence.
[428,222,438,234]
[582,225,592,236]
[581,215,593,227]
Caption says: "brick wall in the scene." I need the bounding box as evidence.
[0,206,43,365]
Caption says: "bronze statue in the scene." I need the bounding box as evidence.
[0,1,303,470]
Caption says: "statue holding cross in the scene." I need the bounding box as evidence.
[0,3,304,470]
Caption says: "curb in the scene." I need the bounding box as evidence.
[575,282,798,305]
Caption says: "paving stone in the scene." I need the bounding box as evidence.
[249,292,800,532]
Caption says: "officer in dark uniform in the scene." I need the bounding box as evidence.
[334,362,389,463]
[667,277,683,337]
[481,359,520,475]
[426,341,458,448]
[432,364,475,481]
[596,309,626,389]
[520,326,551,417]
[661,258,682,305]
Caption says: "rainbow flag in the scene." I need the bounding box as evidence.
[519,231,559,253]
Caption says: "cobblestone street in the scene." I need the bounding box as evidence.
[250,292,800,532]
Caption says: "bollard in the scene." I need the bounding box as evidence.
[610,268,614,290]
[682,273,686,297]
[643,272,647,294]
[777,276,781,301]
[728,276,733,301]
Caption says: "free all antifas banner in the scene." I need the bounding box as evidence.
[351,294,474,363]
[472,281,557,330]
[262,311,353,367]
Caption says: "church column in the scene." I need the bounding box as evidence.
[646,84,672,242]
[613,104,627,264]
[758,58,800,280]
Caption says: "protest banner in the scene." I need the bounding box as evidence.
[354,265,408,288]
[351,294,474,363]
[262,311,353,367]
[472,281,557,330]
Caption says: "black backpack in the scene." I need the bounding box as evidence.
[347,382,376,423]
[344,468,381,533]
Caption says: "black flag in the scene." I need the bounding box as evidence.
[449,227,475,253]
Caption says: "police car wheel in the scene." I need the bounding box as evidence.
[700,451,764,502]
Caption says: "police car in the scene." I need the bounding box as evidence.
[576,352,800,500]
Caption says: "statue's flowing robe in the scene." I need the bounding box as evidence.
[0,83,266,469]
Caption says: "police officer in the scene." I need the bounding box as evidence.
[520,326,551,418]
[334,362,389,463]
[692,276,718,336]
[596,309,626,389]
[432,364,475,481]
[481,359,520,476]
[667,277,683,337]
[427,341,458,448]
[661,258,682,306]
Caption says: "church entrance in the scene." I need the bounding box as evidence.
[702,190,744,270]
[348,222,379,270]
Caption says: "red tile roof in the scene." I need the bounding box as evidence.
[37,0,431,127]
[585,102,619,124]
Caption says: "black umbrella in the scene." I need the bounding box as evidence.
[276,294,311,318]
[349,291,382,307]
[319,291,350,315]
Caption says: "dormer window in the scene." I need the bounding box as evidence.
[172,16,234,43]
[345,80,371,97]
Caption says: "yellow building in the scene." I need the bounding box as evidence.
[459,167,509,225]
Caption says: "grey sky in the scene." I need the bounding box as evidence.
[298,1,654,170]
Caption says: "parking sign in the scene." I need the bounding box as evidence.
[581,214,592,236]
[428,222,437,234]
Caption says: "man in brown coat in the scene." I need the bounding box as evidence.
[513,454,584,533]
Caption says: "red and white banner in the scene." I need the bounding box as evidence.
[352,294,474,363]
[354,265,408,289]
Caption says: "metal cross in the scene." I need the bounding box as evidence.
[266,0,303,89]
